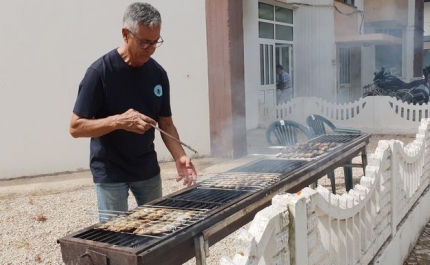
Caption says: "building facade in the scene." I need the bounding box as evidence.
[0,0,425,178]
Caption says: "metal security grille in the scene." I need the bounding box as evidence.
[339,47,351,85]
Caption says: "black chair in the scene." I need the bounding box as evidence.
[266,120,314,146]
[306,114,362,193]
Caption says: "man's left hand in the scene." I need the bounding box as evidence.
[175,155,197,187]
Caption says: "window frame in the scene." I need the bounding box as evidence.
[258,1,294,86]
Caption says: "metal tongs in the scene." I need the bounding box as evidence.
[150,124,198,154]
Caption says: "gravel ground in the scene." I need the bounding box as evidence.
[0,134,416,265]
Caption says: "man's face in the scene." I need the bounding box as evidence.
[125,24,162,65]
[276,68,281,75]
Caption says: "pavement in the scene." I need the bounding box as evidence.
[0,128,428,263]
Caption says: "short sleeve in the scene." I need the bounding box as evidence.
[73,68,104,119]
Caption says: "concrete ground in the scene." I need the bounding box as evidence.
[0,128,428,263]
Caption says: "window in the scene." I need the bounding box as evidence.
[375,28,403,77]
[258,3,293,40]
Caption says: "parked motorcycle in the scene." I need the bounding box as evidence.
[363,66,430,105]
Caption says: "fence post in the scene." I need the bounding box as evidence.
[286,195,308,265]
[390,141,398,237]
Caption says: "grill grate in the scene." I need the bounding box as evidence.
[199,173,280,190]
[227,159,308,175]
[73,206,208,249]
[309,134,359,144]
[74,228,154,248]
[151,188,251,210]
[276,134,360,160]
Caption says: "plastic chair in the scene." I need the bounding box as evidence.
[266,120,335,192]
[266,120,314,146]
[306,114,362,193]
[306,114,361,136]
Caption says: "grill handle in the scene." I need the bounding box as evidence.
[81,249,108,265]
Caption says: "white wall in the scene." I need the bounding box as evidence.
[293,0,337,102]
[0,1,210,179]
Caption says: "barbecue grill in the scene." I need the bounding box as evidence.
[58,133,370,265]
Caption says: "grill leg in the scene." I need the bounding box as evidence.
[194,235,209,265]
[361,147,368,174]
[344,160,353,192]
[328,171,336,194]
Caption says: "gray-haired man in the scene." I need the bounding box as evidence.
[69,2,196,221]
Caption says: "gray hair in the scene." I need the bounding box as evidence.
[123,2,162,32]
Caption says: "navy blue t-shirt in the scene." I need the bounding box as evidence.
[73,49,172,183]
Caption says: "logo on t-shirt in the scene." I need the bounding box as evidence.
[154,85,163,97]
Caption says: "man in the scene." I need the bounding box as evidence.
[69,2,196,221]
[276,64,292,104]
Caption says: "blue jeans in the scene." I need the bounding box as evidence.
[95,174,162,222]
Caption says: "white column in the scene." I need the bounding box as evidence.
[405,0,416,80]
[390,141,398,237]
[355,0,364,34]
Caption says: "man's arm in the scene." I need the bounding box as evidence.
[158,116,197,186]
[69,109,156,138]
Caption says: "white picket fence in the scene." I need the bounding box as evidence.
[259,96,430,134]
[220,119,430,265]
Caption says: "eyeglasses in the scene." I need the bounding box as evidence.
[127,30,164,48]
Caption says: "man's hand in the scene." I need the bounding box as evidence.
[114,109,156,134]
[175,155,197,187]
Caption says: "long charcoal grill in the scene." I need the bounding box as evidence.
[58,133,370,265]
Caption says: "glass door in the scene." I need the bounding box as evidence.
[259,42,276,105]
[258,2,294,105]
[259,42,293,105]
